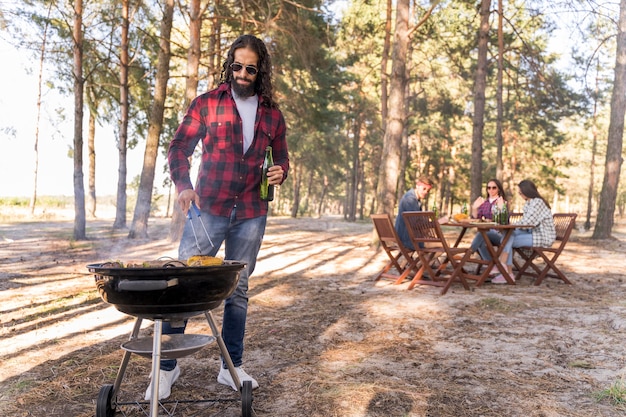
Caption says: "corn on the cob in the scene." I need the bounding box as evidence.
[187,255,223,266]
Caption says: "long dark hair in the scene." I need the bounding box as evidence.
[518,179,551,208]
[220,34,278,109]
[485,178,507,201]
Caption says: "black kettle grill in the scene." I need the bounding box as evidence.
[88,260,253,417]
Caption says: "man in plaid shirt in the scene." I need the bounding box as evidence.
[145,34,289,401]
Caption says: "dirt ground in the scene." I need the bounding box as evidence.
[1,208,626,417]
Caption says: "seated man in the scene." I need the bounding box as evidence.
[394,176,435,250]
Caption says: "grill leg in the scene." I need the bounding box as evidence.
[149,319,163,417]
[204,310,241,390]
[113,317,143,394]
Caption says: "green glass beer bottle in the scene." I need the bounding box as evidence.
[260,146,274,201]
[500,202,509,224]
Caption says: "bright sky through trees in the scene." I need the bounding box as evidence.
[0,37,168,197]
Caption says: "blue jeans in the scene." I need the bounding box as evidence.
[470,229,502,260]
[160,207,266,371]
[502,228,533,265]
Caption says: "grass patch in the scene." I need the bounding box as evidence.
[568,360,594,369]
[594,378,626,409]
[0,196,73,208]
[4,378,38,398]
[477,297,511,312]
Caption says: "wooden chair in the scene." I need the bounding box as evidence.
[514,213,577,285]
[371,214,419,284]
[402,211,479,295]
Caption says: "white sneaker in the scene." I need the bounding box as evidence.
[144,365,180,401]
[217,366,259,391]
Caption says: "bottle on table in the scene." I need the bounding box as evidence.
[492,204,500,224]
[500,202,509,224]
[260,146,274,201]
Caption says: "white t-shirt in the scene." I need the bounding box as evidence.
[232,91,259,154]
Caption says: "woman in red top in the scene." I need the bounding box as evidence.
[469,179,507,263]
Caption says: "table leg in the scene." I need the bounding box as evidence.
[452,227,468,248]
[476,228,516,286]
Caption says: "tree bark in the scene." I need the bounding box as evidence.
[72,0,86,240]
[169,0,203,241]
[347,115,360,221]
[380,0,392,124]
[375,0,410,216]
[114,0,130,229]
[87,94,96,218]
[470,0,491,203]
[585,61,600,231]
[290,163,301,218]
[30,5,51,215]
[129,0,174,238]
[592,0,626,239]
[495,0,503,180]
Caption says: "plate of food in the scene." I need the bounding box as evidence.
[451,213,470,223]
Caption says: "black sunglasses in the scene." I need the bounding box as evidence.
[487,186,498,190]
[230,62,258,76]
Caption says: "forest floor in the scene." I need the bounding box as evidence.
[1,206,626,416]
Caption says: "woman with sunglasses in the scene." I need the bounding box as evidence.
[155,34,290,400]
[469,178,508,266]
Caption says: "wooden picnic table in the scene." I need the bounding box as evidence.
[444,220,534,286]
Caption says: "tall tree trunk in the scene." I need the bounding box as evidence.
[87,94,96,218]
[72,0,86,240]
[318,175,327,218]
[290,163,300,218]
[375,1,438,215]
[470,0,491,203]
[207,0,221,88]
[129,0,174,238]
[495,0,504,180]
[381,0,392,124]
[347,116,360,222]
[30,5,51,215]
[397,41,413,204]
[114,0,130,229]
[592,0,626,239]
[375,0,410,216]
[184,0,202,107]
[585,60,600,231]
[170,0,203,241]
[358,166,365,220]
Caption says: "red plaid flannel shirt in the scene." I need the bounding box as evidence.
[168,83,289,219]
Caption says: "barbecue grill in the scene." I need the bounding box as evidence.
[88,260,253,417]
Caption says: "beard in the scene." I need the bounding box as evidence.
[231,77,256,98]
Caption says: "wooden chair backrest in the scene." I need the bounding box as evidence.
[552,213,577,245]
[371,214,410,253]
[402,211,449,249]
[509,212,523,223]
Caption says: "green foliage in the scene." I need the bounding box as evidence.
[3,0,623,221]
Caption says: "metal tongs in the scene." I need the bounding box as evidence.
[187,201,215,254]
